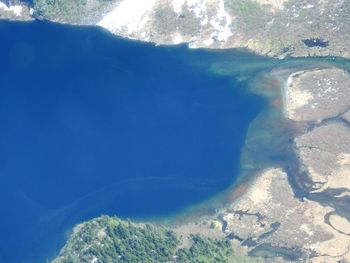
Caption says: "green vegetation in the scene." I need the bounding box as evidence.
[176,234,233,263]
[105,220,179,262]
[153,5,201,37]
[34,0,87,22]
[33,0,115,23]
[52,216,236,263]
[224,0,269,32]
[225,0,262,19]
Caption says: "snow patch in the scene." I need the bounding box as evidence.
[182,0,209,26]
[98,0,157,34]
[173,0,232,44]
[256,0,288,11]
[203,37,214,46]
[0,2,23,16]
[172,32,184,44]
[209,0,232,41]
[172,0,186,15]
[98,0,233,48]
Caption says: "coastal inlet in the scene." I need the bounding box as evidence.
[0,20,267,263]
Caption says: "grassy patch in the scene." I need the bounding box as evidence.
[225,0,269,32]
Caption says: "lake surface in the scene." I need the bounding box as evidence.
[0,21,267,262]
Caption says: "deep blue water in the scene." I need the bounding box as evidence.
[0,21,266,262]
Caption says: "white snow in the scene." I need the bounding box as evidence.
[98,0,233,47]
[172,0,186,15]
[203,37,214,46]
[186,0,208,25]
[187,0,206,18]
[213,0,233,41]
[0,2,23,16]
[172,0,232,44]
[172,32,184,44]
[303,4,314,9]
[98,0,157,34]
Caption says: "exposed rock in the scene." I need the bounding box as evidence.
[328,213,350,235]
[217,66,350,262]
[221,168,350,262]
[295,122,350,193]
[284,68,350,122]
[342,109,350,123]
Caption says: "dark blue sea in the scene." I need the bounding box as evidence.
[0,21,267,262]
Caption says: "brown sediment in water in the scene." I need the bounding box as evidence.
[164,64,326,224]
[271,96,283,109]
[162,60,350,262]
[226,181,250,203]
[266,77,282,90]
[170,69,304,224]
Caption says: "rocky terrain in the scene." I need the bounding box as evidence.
[1,0,350,58]
[285,68,350,121]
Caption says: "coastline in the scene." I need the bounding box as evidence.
[2,0,350,59]
[88,55,350,262]
[164,60,350,262]
[45,38,350,263]
[1,3,350,261]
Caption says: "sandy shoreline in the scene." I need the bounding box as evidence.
[169,63,350,262]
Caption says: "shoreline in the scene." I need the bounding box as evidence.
[2,0,350,61]
[158,56,348,221]
[165,61,350,262]
[49,48,350,263]
[157,63,306,225]
[1,12,350,262]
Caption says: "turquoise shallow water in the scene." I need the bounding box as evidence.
[0,21,269,262]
